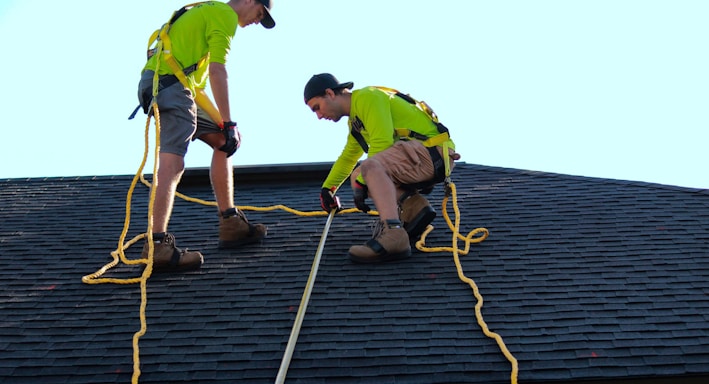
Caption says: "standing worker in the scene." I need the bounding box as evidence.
[304,73,460,264]
[134,0,276,272]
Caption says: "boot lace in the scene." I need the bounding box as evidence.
[369,220,385,239]
[161,233,176,247]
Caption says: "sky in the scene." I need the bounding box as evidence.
[1,0,707,188]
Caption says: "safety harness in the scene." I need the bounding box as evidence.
[128,2,223,126]
[350,87,454,188]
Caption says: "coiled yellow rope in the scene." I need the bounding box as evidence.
[416,183,518,384]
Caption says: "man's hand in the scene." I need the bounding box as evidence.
[218,121,240,157]
[352,180,370,212]
[320,187,341,212]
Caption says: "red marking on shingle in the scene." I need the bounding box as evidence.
[38,285,56,290]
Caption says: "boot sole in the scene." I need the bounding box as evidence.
[153,263,202,273]
[404,207,437,241]
[349,249,412,264]
[152,254,204,273]
[218,236,264,249]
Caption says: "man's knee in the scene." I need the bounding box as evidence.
[349,166,362,185]
[199,132,226,150]
[359,157,385,178]
[158,152,186,178]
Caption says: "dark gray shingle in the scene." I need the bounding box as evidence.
[1,163,708,383]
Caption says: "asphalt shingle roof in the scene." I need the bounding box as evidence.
[1,162,708,384]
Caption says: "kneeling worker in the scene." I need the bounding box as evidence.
[303,73,460,264]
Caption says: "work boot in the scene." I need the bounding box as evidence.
[218,208,267,249]
[399,192,436,242]
[349,219,411,263]
[142,232,203,273]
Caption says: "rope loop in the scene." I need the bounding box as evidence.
[415,182,518,383]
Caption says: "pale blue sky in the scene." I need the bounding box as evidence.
[1,0,707,188]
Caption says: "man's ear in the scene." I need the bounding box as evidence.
[324,88,335,98]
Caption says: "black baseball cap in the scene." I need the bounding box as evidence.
[304,73,354,103]
[256,0,275,29]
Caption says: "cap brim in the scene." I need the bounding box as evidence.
[338,81,354,90]
[261,10,275,29]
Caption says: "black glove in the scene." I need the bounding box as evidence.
[352,180,371,212]
[218,121,239,158]
[320,187,341,212]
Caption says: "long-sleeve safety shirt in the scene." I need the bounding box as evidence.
[322,86,456,190]
[142,1,238,90]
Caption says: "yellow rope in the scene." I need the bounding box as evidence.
[136,174,364,217]
[82,103,516,383]
[415,183,518,384]
[83,6,515,379]
[81,100,163,383]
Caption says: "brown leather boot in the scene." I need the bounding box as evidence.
[349,219,411,263]
[142,232,203,273]
[399,192,436,242]
[218,208,267,249]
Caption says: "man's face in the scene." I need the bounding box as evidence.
[307,90,344,122]
[238,1,266,27]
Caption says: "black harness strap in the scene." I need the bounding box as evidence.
[393,91,450,137]
[129,63,198,120]
[347,89,450,193]
[350,116,369,153]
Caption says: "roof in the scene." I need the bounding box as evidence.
[1,162,708,384]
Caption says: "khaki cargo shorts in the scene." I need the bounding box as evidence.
[362,140,457,186]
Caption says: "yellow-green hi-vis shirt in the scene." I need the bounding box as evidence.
[143,1,238,90]
[323,86,456,190]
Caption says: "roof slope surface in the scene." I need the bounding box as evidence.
[1,163,708,384]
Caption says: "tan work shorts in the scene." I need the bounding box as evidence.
[363,140,457,187]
